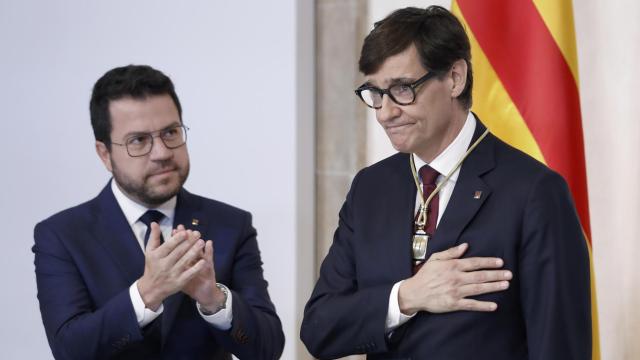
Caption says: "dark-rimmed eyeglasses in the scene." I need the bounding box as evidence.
[111,125,189,157]
[354,72,438,109]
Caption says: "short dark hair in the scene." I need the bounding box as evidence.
[358,6,473,109]
[89,64,182,147]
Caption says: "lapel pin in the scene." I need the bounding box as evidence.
[473,191,482,199]
[191,218,199,226]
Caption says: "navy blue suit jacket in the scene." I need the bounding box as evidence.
[33,184,284,359]
[301,121,591,359]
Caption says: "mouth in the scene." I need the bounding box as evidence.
[148,167,177,178]
[385,122,414,133]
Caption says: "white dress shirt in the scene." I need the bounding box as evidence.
[385,112,477,332]
[110,180,233,330]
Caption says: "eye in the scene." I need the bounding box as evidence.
[161,127,180,139]
[127,135,149,146]
[367,90,383,101]
[394,84,412,95]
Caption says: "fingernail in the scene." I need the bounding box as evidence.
[504,271,512,279]
[459,243,467,249]
[490,303,498,311]
[501,281,509,289]
[496,259,503,266]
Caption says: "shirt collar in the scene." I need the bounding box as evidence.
[110,179,176,227]
[412,112,477,183]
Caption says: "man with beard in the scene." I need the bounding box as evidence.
[33,65,284,359]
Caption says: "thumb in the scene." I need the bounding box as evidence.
[146,222,163,252]
[429,243,468,262]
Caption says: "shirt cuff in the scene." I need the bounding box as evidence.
[129,281,163,327]
[385,280,416,333]
[196,284,233,330]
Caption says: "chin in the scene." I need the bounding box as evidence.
[152,181,181,196]
[388,139,412,154]
[144,187,180,206]
[145,176,183,200]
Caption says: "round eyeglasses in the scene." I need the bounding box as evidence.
[354,72,438,109]
[110,125,189,157]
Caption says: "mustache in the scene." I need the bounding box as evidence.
[147,163,179,176]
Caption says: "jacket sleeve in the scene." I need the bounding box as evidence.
[33,221,142,360]
[301,170,394,359]
[519,170,592,360]
[206,212,285,360]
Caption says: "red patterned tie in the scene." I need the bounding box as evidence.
[413,165,440,274]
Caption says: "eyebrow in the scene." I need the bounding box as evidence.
[122,121,182,139]
[362,77,418,88]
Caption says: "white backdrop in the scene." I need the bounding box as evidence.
[1,0,637,359]
[367,1,640,359]
[0,1,314,359]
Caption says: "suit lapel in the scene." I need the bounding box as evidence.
[94,182,145,284]
[384,154,417,280]
[94,183,208,345]
[428,121,496,258]
[161,188,206,345]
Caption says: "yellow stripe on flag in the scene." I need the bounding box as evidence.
[452,1,599,358]
[585,238,601,359]
[452,1,546,164]
[532,0,580,84]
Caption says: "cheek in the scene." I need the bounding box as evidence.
[176,149,190,164]
[114,157,146,176]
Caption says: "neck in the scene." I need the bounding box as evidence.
[415,109,467,163]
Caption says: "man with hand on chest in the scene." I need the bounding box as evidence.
[301,6,591,360]
[33,65,284,359]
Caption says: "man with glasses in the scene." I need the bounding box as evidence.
[33,65,284,359]
[302,6,590,359]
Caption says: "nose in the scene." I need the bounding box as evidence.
[376,94,402,124]
[148,136,173,161]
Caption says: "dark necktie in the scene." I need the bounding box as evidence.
[137,210,165,344]
[420,165,440,237]
[413,165,441,274]
[138,210,165,247]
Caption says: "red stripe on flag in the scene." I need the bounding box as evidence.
[457,0,591,239]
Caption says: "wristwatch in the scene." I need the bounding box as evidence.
[200,283,228,315]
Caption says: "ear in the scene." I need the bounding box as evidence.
[95,141,113,173]
[450,59,468,98]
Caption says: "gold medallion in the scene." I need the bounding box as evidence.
[412,229,429,261]
[408,128,489,264]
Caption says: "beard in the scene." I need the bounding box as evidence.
[112,160,190,207]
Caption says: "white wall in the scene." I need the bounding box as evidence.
[366,1,640,359]
[0,1,314,359]
[575,1,640,358]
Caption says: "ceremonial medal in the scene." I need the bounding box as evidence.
[408,128,490,265]
[412,229,429,261]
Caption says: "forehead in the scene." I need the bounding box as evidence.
[108,94,180,135]
[365,45,426,87]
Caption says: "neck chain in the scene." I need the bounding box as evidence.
[410,128,490,262]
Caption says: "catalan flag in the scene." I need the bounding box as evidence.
[451,0,599,358]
